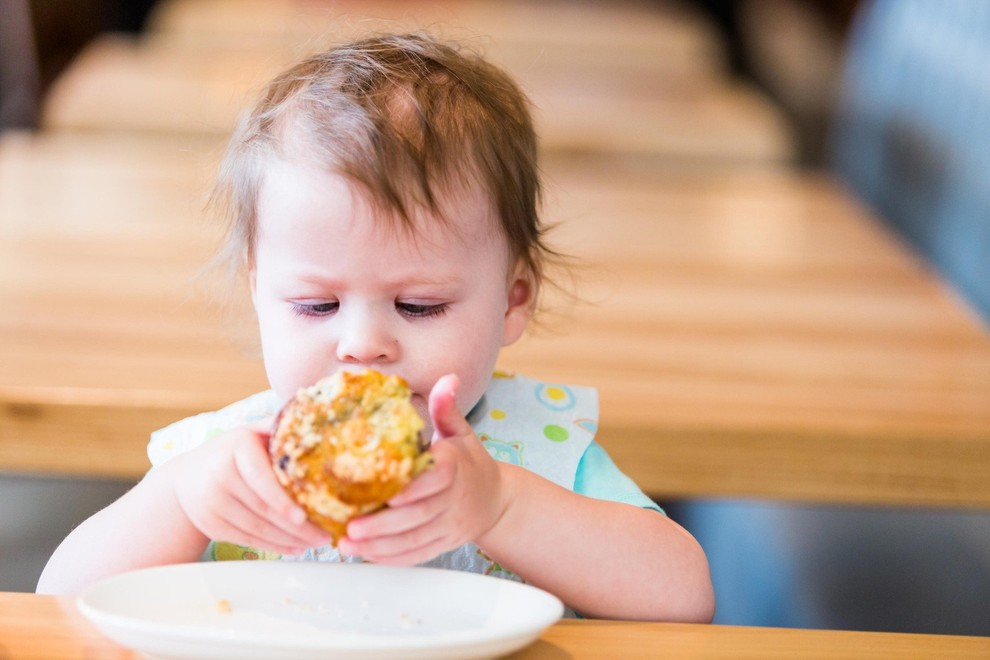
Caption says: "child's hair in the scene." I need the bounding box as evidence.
[212,32,555,299]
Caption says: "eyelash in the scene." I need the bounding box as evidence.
[290,302,338,318]
[396,302,449,319]
[290,302,449,319]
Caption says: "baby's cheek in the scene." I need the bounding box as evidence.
[279,352,333,393]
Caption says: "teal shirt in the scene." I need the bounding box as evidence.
[576,441,663,513]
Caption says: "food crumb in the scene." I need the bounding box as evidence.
[215,599,232,613]
[398,612,421,629]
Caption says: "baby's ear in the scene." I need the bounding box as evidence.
[502,265,535,347]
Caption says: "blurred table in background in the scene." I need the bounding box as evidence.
[146,0,729,79]
[39,0,795,166]
[0,132,262,479]
[2,133,987,508]
[509,156,990,508]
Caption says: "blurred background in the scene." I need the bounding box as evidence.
[1,0,988,637]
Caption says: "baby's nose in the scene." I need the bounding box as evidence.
[335,313,398,364]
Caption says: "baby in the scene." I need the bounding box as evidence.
[38,33,713,621]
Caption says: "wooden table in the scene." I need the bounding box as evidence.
[2,592,987,659]
[0,132,261,479]
[146,0,729,80]
[506,158,990,508]
[1,134,988,508]
[40,32,793,166]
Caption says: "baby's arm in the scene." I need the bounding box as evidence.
[339,375,714,622]
[37,424,330,594]
[472,465,714,622]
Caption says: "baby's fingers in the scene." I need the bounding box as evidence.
[229,485,329,550]
[217,519,309,556]
[217,497,318,555]
[428,374,472,441]
[232,444,330,548]
[340,523,448,566]
[387,443,456,507]
[233,444,305,522]
[348,490,444,541]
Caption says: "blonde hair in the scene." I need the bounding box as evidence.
[212,32,554,296]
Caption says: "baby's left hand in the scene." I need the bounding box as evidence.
[339,374,509,564]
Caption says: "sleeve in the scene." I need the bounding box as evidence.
[147,390,279,468]
[147,410,227,468]
[574,441,664,513]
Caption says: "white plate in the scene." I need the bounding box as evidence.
[77,562,563,659]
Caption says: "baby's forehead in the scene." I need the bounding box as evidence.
[362,182,505,255]
[278,117,497,219]
[257,154,502,248]
[294,150,496,221]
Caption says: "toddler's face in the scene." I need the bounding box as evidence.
[251,157,531,433]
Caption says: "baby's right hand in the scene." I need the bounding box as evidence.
[167,421,331,555]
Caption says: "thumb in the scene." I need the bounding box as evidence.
[246,416,275,436]
[245,416,275,447]
[428,374,472,441]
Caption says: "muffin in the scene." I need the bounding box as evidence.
[270,369,431,545]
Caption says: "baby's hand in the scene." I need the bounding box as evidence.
[168,420,331,555]
[339,374,509,564]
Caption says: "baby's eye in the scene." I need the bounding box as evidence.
[396,302,448,319]
[291,301,338,318]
